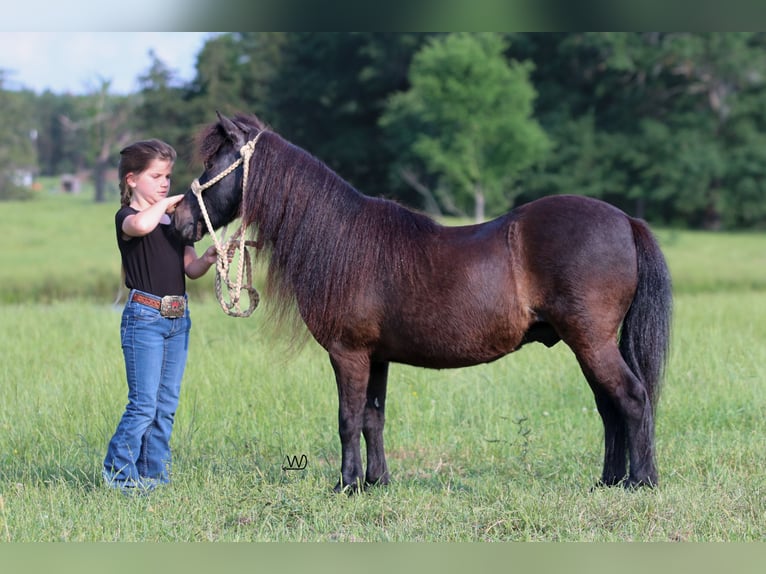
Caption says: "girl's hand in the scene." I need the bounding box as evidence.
[164,194,185,214]
[202,245,218,265]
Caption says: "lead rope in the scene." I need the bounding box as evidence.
[190,132,265,317]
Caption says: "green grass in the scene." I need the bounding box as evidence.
[657,229,766,294]
[1,192,766,541]
[1,296,765,541]
[0,189,218,303]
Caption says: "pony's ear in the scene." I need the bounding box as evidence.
[216,111,247,149]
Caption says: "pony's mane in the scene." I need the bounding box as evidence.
[221,114,440,346]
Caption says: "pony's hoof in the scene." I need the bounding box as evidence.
[625,477,657,489]
[591,476,626,491]
[365,473,390,489]
[333,478,363,495]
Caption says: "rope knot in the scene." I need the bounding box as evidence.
[240,138,257,158]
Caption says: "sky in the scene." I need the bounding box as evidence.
[0,32,215,95]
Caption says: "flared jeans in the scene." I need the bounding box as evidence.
[103,291,191,489]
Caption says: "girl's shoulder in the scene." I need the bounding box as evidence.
[115,207,139,242]
[116,205,138,222]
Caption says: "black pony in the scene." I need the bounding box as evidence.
[173,113,672,491]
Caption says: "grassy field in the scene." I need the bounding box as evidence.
[1,192,766,541]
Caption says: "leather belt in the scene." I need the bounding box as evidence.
[130,292,186,318]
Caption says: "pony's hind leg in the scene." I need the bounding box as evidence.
[577,341,657,487]
[591,388,628,486]
[363,361,390,487]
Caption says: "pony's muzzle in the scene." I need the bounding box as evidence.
[170,197,202,243]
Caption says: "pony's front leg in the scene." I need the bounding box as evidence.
[363,361,389,487]
[329,349,370,493]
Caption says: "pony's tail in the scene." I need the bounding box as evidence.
[619,219,673,411]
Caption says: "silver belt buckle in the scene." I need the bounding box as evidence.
[160,295,186,318]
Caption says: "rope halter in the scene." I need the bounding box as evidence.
[190,131,266,317]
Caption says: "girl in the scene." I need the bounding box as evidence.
[103,139,216,492]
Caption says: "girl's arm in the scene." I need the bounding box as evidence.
[184,245,218,279]
[121,195,184,238]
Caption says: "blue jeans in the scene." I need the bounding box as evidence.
[103,290,191,489]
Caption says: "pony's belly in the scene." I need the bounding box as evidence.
[374,329,520,369]
[381,348,513,369]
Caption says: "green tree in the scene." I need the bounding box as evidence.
[34,91,83,176]
[190,33,248,115]
[134,50,200,189]
[514,32,766,228]
[0,74,37,200]
[380,33,549,221]
[188,33,285,117]
[267,33,430,200]
[59,80,136,202]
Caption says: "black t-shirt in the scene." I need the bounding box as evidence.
[116,206,190,297]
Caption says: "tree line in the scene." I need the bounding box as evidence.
[3,32,766,229]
